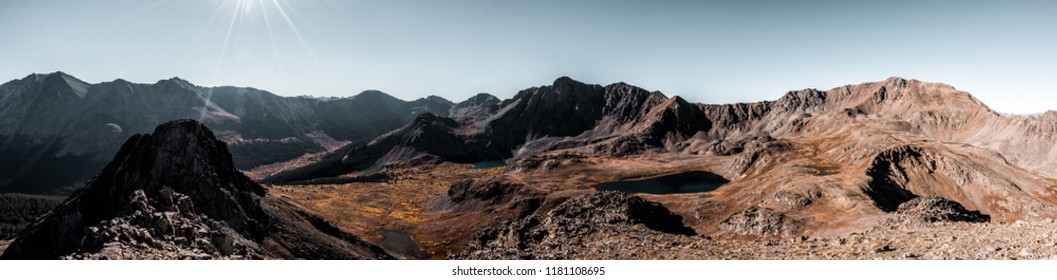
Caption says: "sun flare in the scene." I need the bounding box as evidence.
[210,0,320,78]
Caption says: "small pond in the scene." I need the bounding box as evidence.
[378,230,429,259]
[804,164,840,176]
[472,160,507,169]
[593,171,729,194]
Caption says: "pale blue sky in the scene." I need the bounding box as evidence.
[1,0,1055,113]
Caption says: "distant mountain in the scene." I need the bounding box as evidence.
[0,72,453,194]
[448,93,501,122]
[265,76,1057,226]
[1,120,391,259]
[264,77,707,183]
[681,77,1057,222]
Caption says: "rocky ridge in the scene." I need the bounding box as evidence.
[267,77,708,183]
[0,120,391,259]
[0,72,453,194]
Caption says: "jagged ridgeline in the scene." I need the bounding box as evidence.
[268,76,1057,225]
[253,76,1057,260]
[0,72,453,195]
[263,77,709,183]
[1,120,391,260]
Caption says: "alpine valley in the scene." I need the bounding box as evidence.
[5,72,1057,259]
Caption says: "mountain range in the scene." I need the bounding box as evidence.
[260,76,1057,258]
[7,73,1057,259]
[0,72,451,194]
[262,76,708,183]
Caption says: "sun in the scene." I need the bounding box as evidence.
[212,0,320,76]
[191,0,322,119]
[234,0,267,14]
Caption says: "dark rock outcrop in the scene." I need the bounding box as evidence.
[863,145,927,211]
[454,191,695,259]
[429,178,544,213]
[0,120,391,260]
[720,206,786,236]
[507,153,588,172]
[895,196,990,223]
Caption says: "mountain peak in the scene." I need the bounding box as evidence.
[873,77,956,92]
[419,95,453,105]
[465,93,500,103]
[23,71,74,80]
[2,119,391,259]
[85,119,266,223]
[818,77,998,119]
[154,76,193,87]
[39,71,90,99]
[166,76,191,84]
[449,93,501,121]
[353,90,400,101]
[884,76,909,87]
[553,76,575,83]
[552,76,587,88]
[45,71,74,79]
[1,119,268,259]
[774,88,827,112]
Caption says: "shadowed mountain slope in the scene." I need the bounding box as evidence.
[0,72,452,194]
[265,77,707,183]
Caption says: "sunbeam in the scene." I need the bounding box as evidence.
[259,0,284,77]
[199,0,321,85]
[268,0,323,70]
[178,0,227,69]
[213,0,244,79]
[204,0,249,120]
[116,0,171,23]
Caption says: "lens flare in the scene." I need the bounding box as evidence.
[204,0,321,80]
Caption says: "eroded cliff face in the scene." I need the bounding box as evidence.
[1,120,391,260]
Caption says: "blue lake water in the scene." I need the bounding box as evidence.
[593,171,729,194]
[472,160,507,169]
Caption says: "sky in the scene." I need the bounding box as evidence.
[0,0,1055,113]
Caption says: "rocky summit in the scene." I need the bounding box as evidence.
[0,120,391,260]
